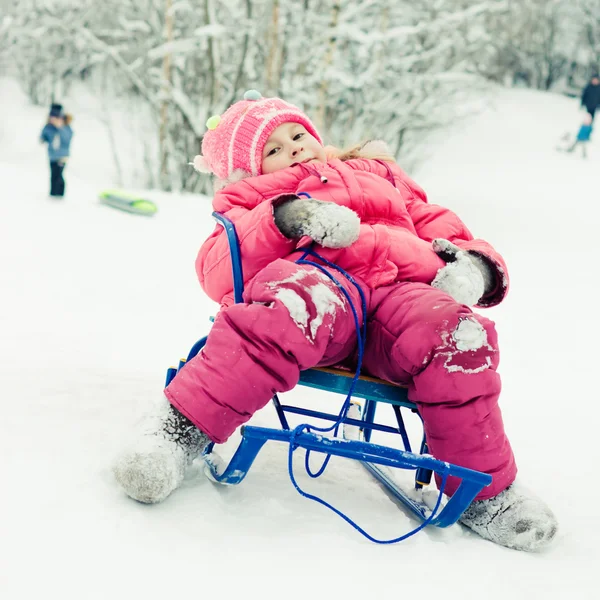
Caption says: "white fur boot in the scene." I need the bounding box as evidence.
[459,484,558,551]
[113,395,210,504]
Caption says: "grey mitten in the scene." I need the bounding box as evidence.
[431,239,494,305]
[274,195,360,249]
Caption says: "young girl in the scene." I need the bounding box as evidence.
[40,103,73,198]
[114,91,558,552]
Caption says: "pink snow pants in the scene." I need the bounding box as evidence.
[165,259,517,500]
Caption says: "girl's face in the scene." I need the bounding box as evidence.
[261,122,326,174]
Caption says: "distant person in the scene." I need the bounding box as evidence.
[565,113,593,158]
[581,74,600,121]
[40,103,73,198]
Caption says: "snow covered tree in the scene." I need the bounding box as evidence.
[2,0,560,192]
[576,0,600,77]
[475,1,580,90]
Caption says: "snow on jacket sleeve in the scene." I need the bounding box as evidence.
[196,194,297,305]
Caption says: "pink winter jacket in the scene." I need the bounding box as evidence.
[196,158,508,308]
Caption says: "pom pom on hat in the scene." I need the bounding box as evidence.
[191,155,213,174]
[243,89,262,101]
[206,115,221,130]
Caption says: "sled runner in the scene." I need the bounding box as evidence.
[99,189,158,216]
[165,211,492,541]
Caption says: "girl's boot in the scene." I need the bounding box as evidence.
[113,395,210,503]
[459,483,558,551]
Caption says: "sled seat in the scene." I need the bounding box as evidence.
[300,366,413,407]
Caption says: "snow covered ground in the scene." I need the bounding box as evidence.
[0,77,597,599]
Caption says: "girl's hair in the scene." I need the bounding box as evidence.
[325,141,395,163]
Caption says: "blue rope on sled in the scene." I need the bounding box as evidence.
[290,244,449,543]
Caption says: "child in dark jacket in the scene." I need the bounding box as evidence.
[40,103,74,198]
[581,74,600,121]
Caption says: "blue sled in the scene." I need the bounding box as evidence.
[165,211,492,533]
[204,426,491,528]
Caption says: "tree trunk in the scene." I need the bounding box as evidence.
[205,0,221,112]
[316,2,341,134]
[159,0,173,190]
[266,0,280,95]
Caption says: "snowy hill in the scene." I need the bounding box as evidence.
[0,78,597,599]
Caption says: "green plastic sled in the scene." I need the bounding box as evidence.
[99,189,158,217]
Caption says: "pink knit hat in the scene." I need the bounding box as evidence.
[193,90,322,181]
